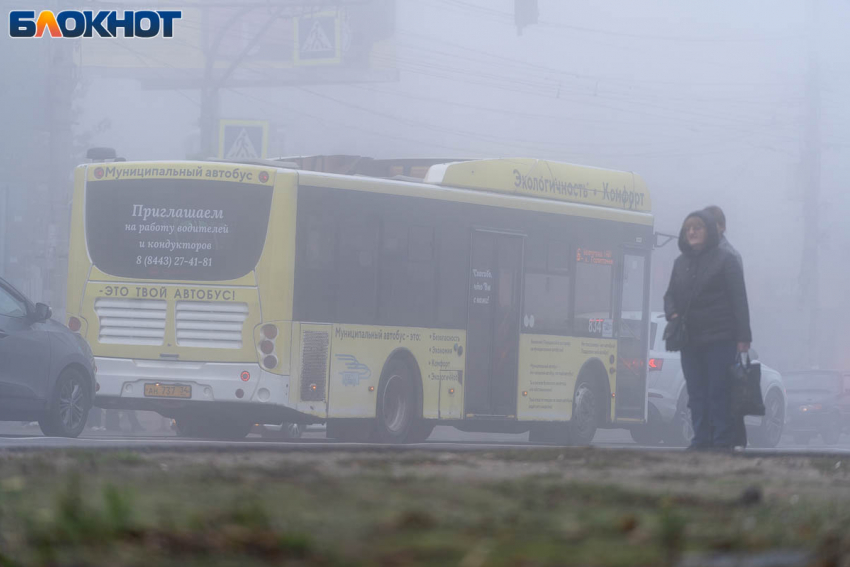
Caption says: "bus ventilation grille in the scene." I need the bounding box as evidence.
[300,330,329,402]
[95,298,166,346]
[175,301,249,349]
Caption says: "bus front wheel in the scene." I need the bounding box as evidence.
[373,359,418,444]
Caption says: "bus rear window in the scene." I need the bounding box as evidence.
[85,179,273,281]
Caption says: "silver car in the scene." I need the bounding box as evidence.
[629,313,787,448]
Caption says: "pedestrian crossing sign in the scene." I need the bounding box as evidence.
[218,120,269,160]
[294,11,342,66]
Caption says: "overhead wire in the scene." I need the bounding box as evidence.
[390,41,806,123]
[100,41,202,108]
[88,7,849,155]
[416,0,804,43]
[176,14,807,127]
[398,28,804,88]
[224,86,511,157]
[363,53,808,142]
[227,61,764,159]
[178,17,810,154]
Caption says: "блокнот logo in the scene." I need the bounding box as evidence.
[9,10,182,38]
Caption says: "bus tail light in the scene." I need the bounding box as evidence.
[263,355,278,370]
[257,323,282,372]
[240,371,250,382]
[648,358,664,371]
[68,316,81,332]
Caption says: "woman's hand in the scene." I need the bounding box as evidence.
[670,313,678,319]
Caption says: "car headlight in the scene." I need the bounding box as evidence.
[800,404,823,412]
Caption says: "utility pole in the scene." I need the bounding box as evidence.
[197,3,335,158]
[799,0,821,368]
[45,37,77,318]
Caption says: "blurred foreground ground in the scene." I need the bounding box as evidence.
[0,447,847,566]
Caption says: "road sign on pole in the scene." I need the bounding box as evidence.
[294,11,342,66]
[218,119,269,160]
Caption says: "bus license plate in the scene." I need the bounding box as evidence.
[144,383,191,399]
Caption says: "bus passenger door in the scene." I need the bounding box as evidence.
[615,252,650,421]
[465,230,523,417]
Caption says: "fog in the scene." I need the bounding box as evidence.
[3,0,850,372]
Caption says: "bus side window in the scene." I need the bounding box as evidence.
[409,225,434,262]
[547,239,570,273]
[620,254,647,341]
[378,220,409,324]
[378,222,437,327]
[407,225,436,325]
[306,218,335,269]
[299,213,337,322]
[436,225,468,328]
[573,247,614,336]
[522,238,570,334]
[337,218,379,324]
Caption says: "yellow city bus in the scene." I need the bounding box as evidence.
[65,155,653,442]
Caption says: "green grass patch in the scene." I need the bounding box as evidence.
[0,449,844,566]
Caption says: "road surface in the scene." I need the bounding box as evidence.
[2,416,849,454]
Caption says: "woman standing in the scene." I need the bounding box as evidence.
[664,210,751,450]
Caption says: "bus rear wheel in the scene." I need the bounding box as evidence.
[407,421,435,443]
[569,382,598,446]
[373,359,417,444]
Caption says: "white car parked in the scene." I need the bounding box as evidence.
[629,313,787,448]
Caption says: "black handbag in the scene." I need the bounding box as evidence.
[730,352,765,417]
[663,316,688,352]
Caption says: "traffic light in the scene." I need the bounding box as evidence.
[515,0,538,35]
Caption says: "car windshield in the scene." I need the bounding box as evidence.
[0,285,27,318]
[783,372,840,393]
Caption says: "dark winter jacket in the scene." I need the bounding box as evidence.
[663,210,752,346]
[720,235,743,270]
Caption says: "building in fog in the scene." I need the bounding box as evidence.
[0,33,77,318]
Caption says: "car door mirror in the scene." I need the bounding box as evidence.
[33,303,52,322]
